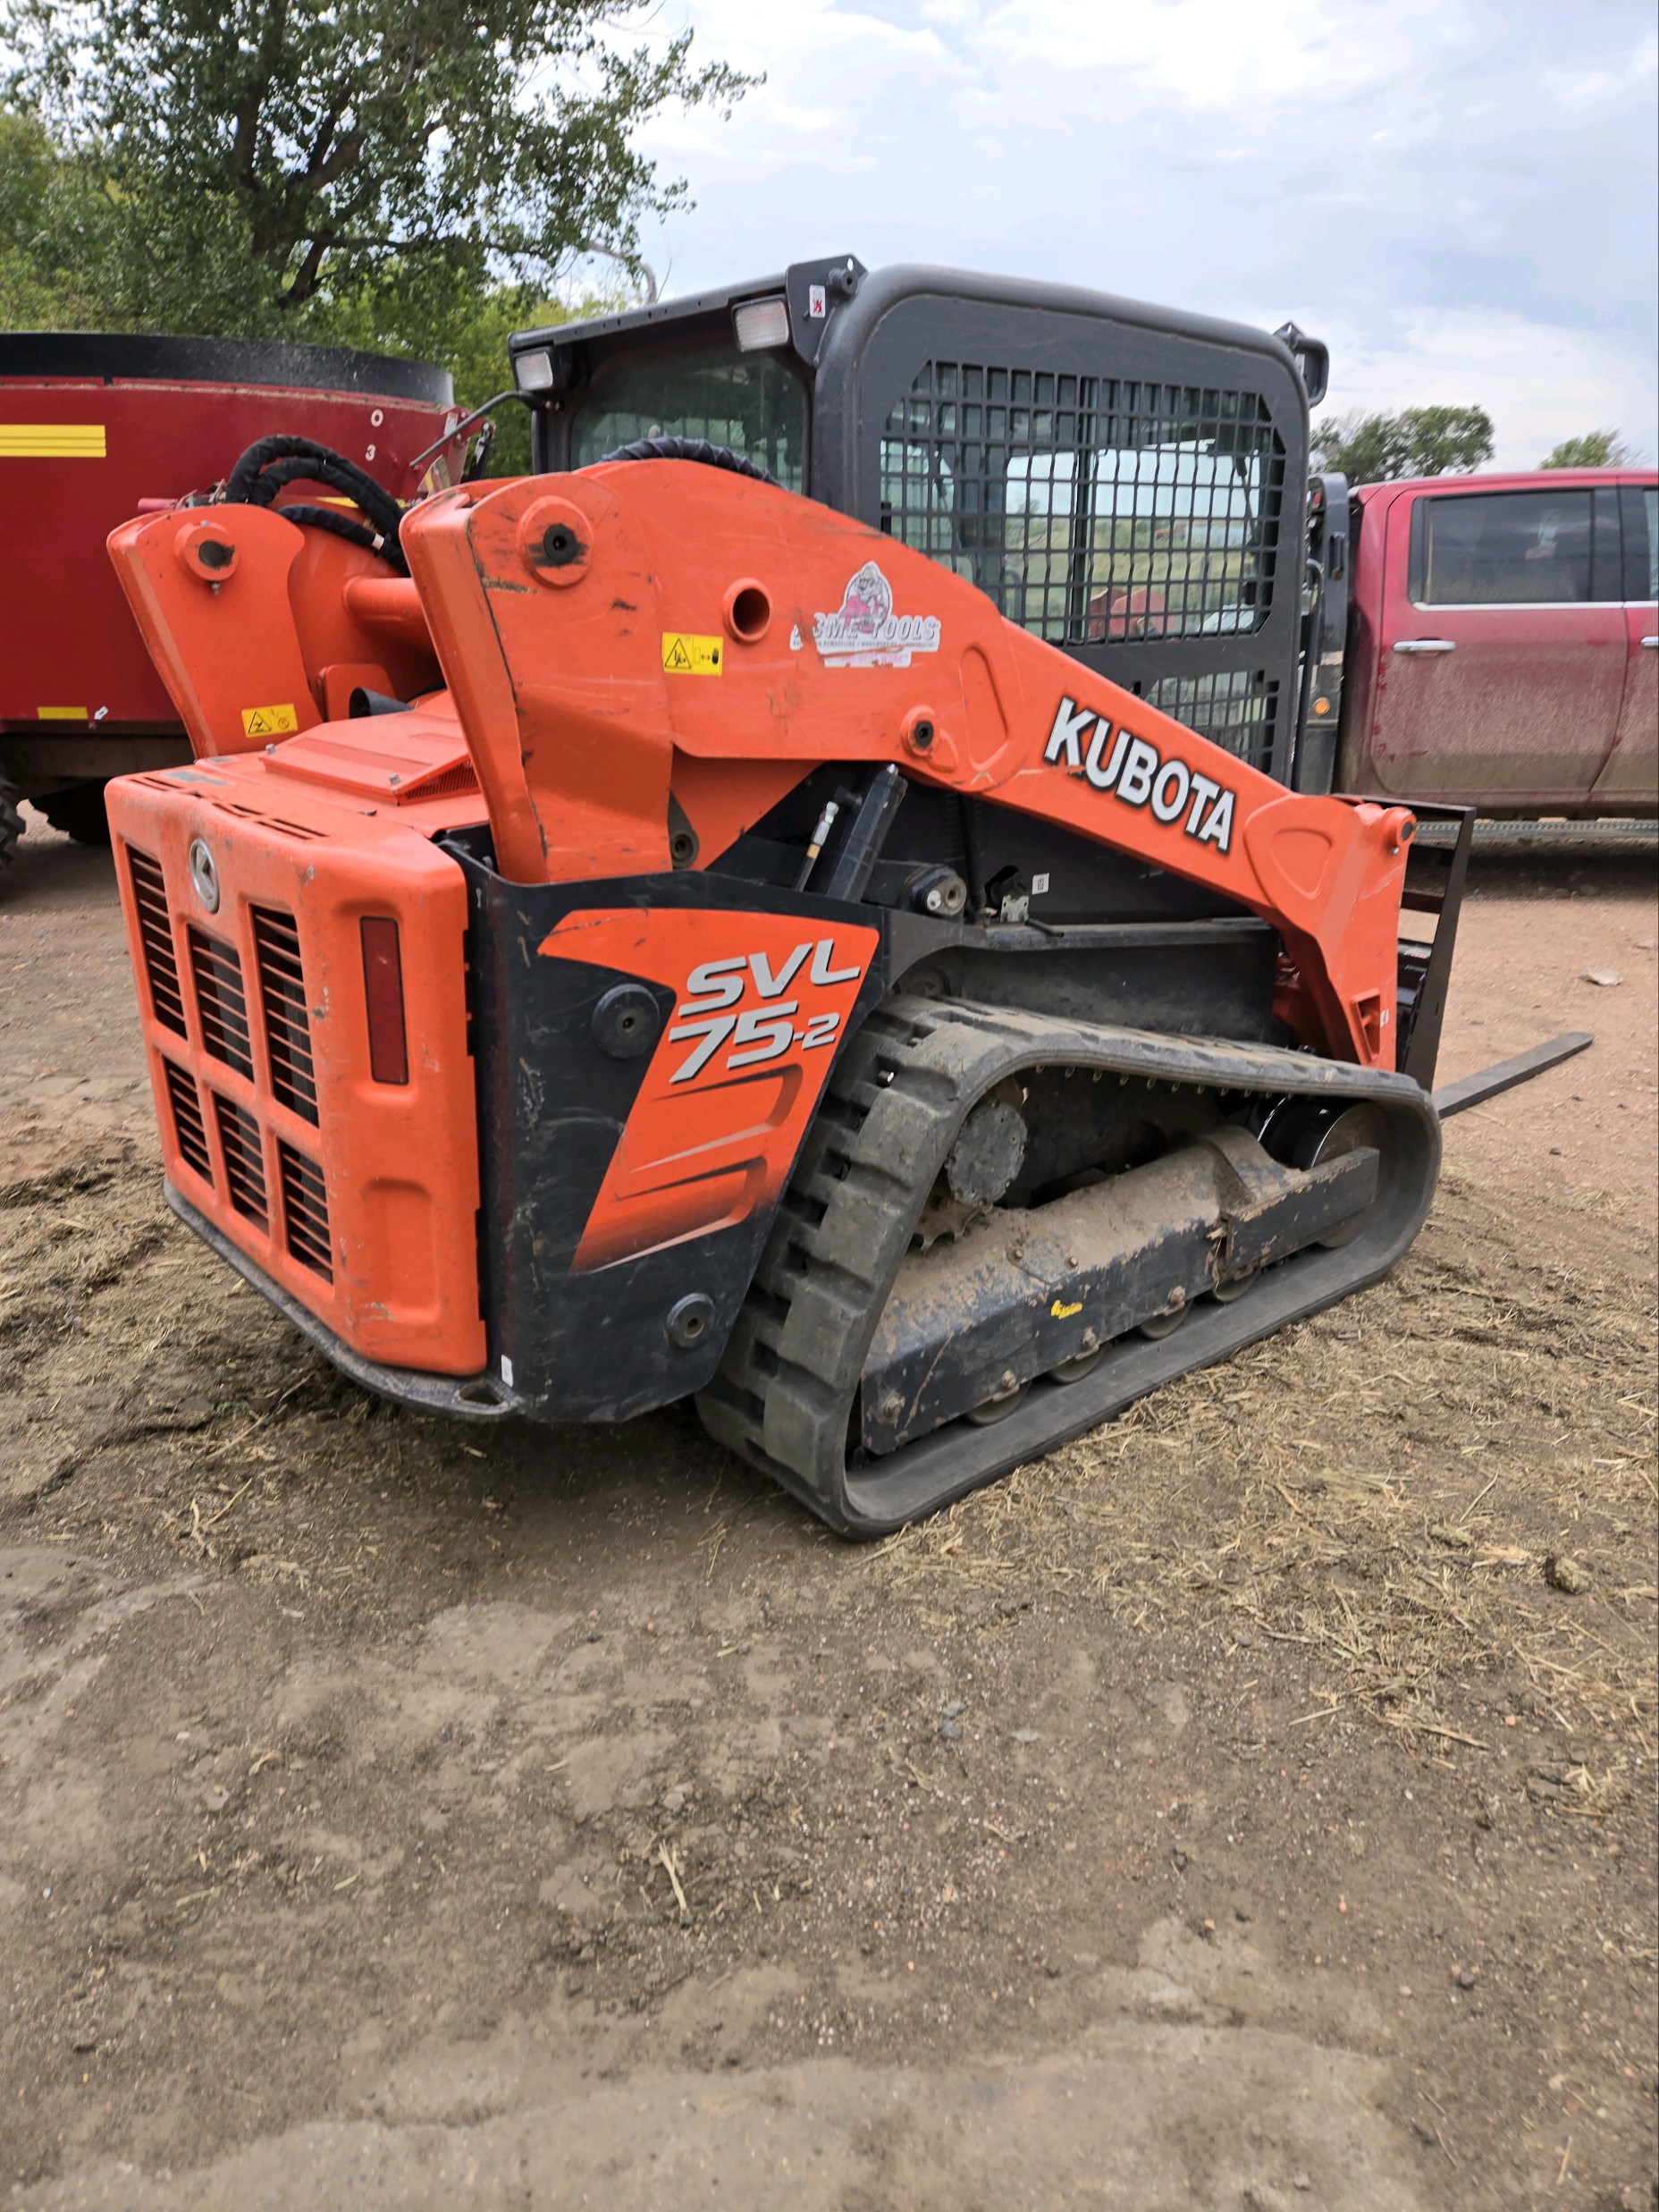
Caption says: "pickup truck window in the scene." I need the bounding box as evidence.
[1623,486,1658,601]
[1415,488,1597,605]
[571,347,808,490]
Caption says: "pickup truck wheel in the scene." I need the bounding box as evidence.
[0,777,22,879]
[38,781,112,847]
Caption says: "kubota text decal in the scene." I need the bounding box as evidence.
[1043,696,1235,854]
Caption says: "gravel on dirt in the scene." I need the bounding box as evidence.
[2,813,1655,2209]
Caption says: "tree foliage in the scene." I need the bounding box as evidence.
[1310,405,1495,484]
[0,105,111,324]
[1539,429,1634,469]
[2,0,747,334]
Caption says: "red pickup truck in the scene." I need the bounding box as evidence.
[1336,469,1657,815]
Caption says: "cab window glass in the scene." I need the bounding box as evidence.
[1420,490,1593,604]
[571,348,807,490]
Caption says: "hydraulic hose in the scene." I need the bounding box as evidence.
[222,435,409,573]
[596,435,779,485]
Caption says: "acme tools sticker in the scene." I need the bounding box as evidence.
[813,561,940,669]
[240,703,299,739]
[662,632,723,675]
[1043,696,1235,855]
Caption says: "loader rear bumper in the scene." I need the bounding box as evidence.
[164,1182,523,1422]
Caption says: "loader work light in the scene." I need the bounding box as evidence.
[732,297,791,352]
[513,349,555,393]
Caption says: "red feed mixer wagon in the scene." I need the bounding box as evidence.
[0,331,470,873]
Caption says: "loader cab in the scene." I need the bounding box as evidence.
[510,258,1329,788]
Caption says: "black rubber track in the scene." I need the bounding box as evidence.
[696,996,1443,1537]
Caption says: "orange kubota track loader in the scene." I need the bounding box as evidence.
[100,416,1572,1535]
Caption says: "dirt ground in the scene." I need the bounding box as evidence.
[2,809,1655,2211]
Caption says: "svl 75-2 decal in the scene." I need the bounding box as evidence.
[537,908,880,1273]
[669,938,863,1082]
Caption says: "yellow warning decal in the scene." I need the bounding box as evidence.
[0,424,106,458]
[1050,1297,1083,1320]
[37,705,88,721]
[240,703,300,739]
[661,632,723,676]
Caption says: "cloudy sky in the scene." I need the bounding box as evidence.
[628,0,1657,467]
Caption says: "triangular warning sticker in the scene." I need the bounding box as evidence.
[660,631,724,676]
[240,702,299,739]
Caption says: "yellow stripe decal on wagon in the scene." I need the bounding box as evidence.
[0,424,107,458]
[37,705,88,720]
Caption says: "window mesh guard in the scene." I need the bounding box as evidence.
[881,364,1285,765]
[1131,672,1280,771]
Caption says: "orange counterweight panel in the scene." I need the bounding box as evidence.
[105,764,485,1375]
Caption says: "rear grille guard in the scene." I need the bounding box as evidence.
[213,1092,268,1228]
[162,1060,213,1184]
[126,848,187,1036]
[189,926,255,1077]
[278,1140,333,1279]
[128,857,330,1283]
[252,907,319,1123]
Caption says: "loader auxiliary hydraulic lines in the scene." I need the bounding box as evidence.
[103,428,1587,1536]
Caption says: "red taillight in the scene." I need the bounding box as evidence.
[359,916,408,1085]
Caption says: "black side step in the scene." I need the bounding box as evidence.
[1432,1033,1593,1119]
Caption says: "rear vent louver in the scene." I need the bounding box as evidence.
[162,1060,213,1184]
[213,1093,268,1228]
[126,848,186,1036]
[278,1142,332,1279]
[189,927,255,1077]
[407,763,479,802]
[251,907,318,1123]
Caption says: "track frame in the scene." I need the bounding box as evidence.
[698,996,1442,1536]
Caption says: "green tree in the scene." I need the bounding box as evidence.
[321,263,627,475]
[3,0,750,336]
[0,104,116,325]
[1310,405,1495,483]
[1540,429,1634,469]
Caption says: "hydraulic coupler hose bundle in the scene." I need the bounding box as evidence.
[220,435,410,573]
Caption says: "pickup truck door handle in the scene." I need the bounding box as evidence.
[1393,639,1457,655]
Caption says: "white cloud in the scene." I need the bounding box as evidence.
[630,0,1658,456]
[1322,308,1657,467]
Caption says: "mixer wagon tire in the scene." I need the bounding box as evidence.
[38,782,112,847]
[0,777,22,879]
